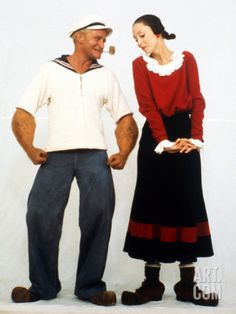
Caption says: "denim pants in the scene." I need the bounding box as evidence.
[26,149,115,300]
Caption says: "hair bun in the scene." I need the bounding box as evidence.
[162,30,176,40]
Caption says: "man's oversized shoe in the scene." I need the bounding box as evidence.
[88,291,116,306]
[11,287,40,303]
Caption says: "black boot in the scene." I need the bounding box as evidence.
[121,263,165,305]
[174,266,219,306]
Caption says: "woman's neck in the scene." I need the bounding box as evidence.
[151,43,173,65]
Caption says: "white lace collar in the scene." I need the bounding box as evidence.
[142,50,184,76]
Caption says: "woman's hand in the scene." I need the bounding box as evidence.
[164,138,198,154]
[164,143,181,154]
[175,138,198,153]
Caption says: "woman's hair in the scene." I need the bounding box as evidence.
[133,14,176,40]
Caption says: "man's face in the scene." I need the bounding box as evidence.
[80,29,108,59]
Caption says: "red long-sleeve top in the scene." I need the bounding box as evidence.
[132,51,205,143]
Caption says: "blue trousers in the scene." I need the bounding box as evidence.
[26,149,115,300]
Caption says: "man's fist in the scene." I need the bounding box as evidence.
[27,147,48,165]
[107,153,127,170]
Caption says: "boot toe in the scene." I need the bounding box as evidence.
[11,287,40,303]
[192,291,219,307]
[175,282,219,307]
[121,291,150,305]
[88,290,116,306]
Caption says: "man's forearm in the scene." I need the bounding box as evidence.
[115,114,139,157]
[12,109,48,165]
[12,108,36,154]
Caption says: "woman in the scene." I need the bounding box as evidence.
[122,14,218,306]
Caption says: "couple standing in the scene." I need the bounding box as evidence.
[11,14,218,307]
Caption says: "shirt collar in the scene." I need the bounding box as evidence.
[52,55,103,73]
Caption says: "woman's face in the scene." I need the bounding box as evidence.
[132,22,157,54]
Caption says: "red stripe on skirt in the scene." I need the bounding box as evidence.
[127,220,210,243]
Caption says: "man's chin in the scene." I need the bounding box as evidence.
[95,53,102,59]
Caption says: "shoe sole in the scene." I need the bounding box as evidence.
[176,296,219,307]
[121,291,163,306]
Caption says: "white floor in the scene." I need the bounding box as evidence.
[0,286,235,314]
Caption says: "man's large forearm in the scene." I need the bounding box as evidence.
[12,108,36,153]
[115,114,139,157]
[12,108,48,164]
[107,114,138,170]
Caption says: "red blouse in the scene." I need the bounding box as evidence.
[132,51,205,143]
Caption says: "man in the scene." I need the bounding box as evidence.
[11,14,138,306]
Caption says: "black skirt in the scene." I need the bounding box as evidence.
[123,112,214,263]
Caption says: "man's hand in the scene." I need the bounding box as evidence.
[107,153,127,170]
[112,114,138,169]
[27,147,48,165]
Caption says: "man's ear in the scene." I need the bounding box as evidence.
[73,31,84,44]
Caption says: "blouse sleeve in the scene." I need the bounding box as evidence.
[133,58,168,143]
[186,52,206,141]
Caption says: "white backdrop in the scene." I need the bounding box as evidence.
[1,0,236,310]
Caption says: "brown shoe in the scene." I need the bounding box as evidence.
[174,282,219,307]
[11,287,40,303]
[174,267,219,307]
[121,291,150,305]
[121,281,165,306]
[88,291,116,306]
[121,263,165,306]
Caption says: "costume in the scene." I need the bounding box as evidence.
[18,56,132,300]
[19,56,131,152]
[123,51,213,263]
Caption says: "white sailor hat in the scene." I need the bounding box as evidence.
[68,14,113,37]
